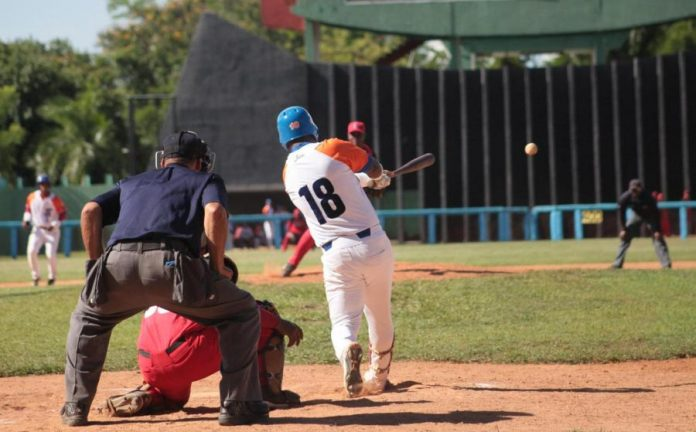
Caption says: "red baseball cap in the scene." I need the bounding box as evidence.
[347,121,366,136]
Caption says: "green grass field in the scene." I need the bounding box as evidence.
[1,237,695,377]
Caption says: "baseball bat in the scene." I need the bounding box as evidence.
[389,153,435,177]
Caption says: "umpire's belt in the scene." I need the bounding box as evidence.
[113,239,190,253]
[138,336,186,358]
[321,228,371,252]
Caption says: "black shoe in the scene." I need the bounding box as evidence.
[48,278,55,286]
[32,278,40,286]
[262,387,301,410]
[61,402,88,426]
[219,401,269,426]
[281,263,296,278]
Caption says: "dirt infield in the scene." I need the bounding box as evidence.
[2,359,696,431]
[244,261,696,285]
[1,261,695,289]
[3,261,696,430]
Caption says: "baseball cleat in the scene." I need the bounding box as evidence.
[363,367,389,395]
[281,263,296,277]
[48,278,55,286]
[341,343,363,397]
[32,278,40,287]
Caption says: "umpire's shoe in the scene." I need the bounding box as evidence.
[219,401,269,426]
[61,402,88,426]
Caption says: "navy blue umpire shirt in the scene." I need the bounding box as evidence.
[92,164,228,256]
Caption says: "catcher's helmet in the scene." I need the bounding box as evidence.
[36,174,50,185]
[276,106,318,149]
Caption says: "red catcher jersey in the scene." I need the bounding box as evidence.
[138,305,279,354]
[283,139,380,247]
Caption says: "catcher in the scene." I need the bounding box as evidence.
[104,258,304,416]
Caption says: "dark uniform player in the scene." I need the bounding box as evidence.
[61,131,268,427]
[611,179,672,269]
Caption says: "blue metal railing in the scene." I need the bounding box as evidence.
[1,201,693,257]
[531,201,696,240]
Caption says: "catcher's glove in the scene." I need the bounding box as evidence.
[104,384,153,417]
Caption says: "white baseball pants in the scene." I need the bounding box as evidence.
[321,229,394,372]
[27,227,60,280]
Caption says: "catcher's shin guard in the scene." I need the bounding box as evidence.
[260,332,294,407]
[363,337,395,395]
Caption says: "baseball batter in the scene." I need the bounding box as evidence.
[22,174,66,286]
[281,120,378,278]
[277,106,395,397]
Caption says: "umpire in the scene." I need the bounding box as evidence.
[61,131,268,426]
[611,179,672,269]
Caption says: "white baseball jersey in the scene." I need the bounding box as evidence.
[283,139,379,247]
[23,190,67,228]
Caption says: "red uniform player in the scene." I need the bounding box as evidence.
[281,208,308,251]
[104,301,303,416]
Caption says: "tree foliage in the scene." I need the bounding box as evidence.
[1,1,695,185]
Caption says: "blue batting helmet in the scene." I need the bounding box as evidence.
[276,106,318,149]
[36,174,50,185]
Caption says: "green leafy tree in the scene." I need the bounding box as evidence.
[0,40,91,181]
[35,89,109,183]
[0,85,26,181]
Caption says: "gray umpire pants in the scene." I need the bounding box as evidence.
[612,216,672,269]
[64,241,261,411]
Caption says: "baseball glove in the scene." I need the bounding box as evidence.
[104,384,153,417]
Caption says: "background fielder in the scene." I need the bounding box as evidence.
[277,106,394,397]
[22,174,66,286]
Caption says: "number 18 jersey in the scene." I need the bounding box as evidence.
[283,139,380,247]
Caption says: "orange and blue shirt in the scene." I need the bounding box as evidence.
[283,138,380,247]
[23,191,66,228]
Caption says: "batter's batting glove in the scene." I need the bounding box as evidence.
[372,172,391,190]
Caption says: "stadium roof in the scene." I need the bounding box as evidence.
[293,0,696,64]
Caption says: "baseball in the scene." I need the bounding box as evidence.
[525,143,538,156]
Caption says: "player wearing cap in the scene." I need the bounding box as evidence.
[346,121,374,156]
[22,174,67,286]
[277,106,395,397]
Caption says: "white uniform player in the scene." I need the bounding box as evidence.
[277,106,394,397]
[22,174,66,286]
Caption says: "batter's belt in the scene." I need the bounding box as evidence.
[321,227,371,251]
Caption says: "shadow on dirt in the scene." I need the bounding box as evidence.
[88,410,532,426]
[458,386,654,393]
[302,398,430,408]
[271,410,532,425]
